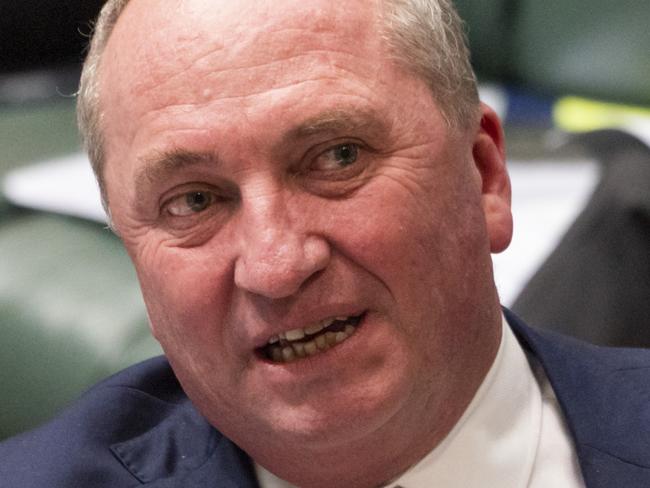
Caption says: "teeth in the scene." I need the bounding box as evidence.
[268,324,356,363]
[271,347,283,362]
[304,341,318,356]
[304,322,325,335]
[321,317,336,328]
[282,347,295,362]
[284,328,305,341]
[265,314,363,363]
[267,316,354,346]
[293,342,306,358]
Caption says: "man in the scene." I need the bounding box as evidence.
[1,0,649,487]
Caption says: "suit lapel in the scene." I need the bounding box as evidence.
[110,398,258,487]
[506,309,650,487]
[142,438,258,488]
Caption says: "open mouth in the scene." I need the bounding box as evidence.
[260,312,365,363]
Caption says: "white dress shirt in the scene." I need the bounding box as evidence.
[255,317,586,488]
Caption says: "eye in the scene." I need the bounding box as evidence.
[314,143,360,171]
[165,190,216,217]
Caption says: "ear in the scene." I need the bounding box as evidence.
[472,103,513,253]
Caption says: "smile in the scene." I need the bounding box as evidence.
[263,313,364,363]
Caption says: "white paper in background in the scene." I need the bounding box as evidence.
[2,153,107,223]
[623,118,650,148]
[478,83,508,121]
[492,159,600,305]
[2,153,600,305]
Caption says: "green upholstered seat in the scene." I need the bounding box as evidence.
[0,101,159,439]
[0,211,160,439]
[512,0,649,105]
[455,0,650,105]
[454,0,514,81]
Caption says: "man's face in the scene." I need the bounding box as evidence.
[100,0,510,473]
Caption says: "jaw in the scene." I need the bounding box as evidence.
[166,321,488,488]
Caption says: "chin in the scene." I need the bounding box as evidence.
[251,367,414,451]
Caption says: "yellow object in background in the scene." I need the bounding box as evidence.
[554,97,650,133]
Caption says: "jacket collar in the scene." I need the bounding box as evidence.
[506,308,650,487]
[110,398,258,487]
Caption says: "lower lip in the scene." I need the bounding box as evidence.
[255,312,370,371]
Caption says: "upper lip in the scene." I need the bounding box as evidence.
[249,305,367,349]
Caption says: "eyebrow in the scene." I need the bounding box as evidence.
[283,108,391,144]
[134,148,218,193]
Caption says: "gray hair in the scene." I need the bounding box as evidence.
[77,0,479,207]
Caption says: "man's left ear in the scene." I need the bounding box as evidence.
[472,103,513,253]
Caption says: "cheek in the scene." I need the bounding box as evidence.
[132,241,234,345]
[328,174,490,330]
[328,182,450,292]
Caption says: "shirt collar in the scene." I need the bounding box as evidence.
[386,316,543,488]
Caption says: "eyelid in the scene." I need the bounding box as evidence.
[320,145,372,178]
[295,142,375,200]
[159,182,234,219]
[164,190,215,217]
[305,139,368,169]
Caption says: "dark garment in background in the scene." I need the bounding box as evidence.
[514,130,650,347]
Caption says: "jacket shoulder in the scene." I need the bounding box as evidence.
[0,356,186,487]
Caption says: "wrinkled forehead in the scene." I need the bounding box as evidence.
[100,0,386,103]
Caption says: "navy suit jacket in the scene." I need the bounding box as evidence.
[2,310,650,487]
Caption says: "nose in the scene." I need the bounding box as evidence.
[233,191,330,299]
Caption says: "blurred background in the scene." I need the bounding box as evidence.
[1,0,649,440]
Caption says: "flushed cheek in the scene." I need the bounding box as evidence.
[327,180,481,354]
[134,245,234,345]
[331,189,445,295]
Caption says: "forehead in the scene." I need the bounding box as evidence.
[101,0,386,107]
[97,0,406,169]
